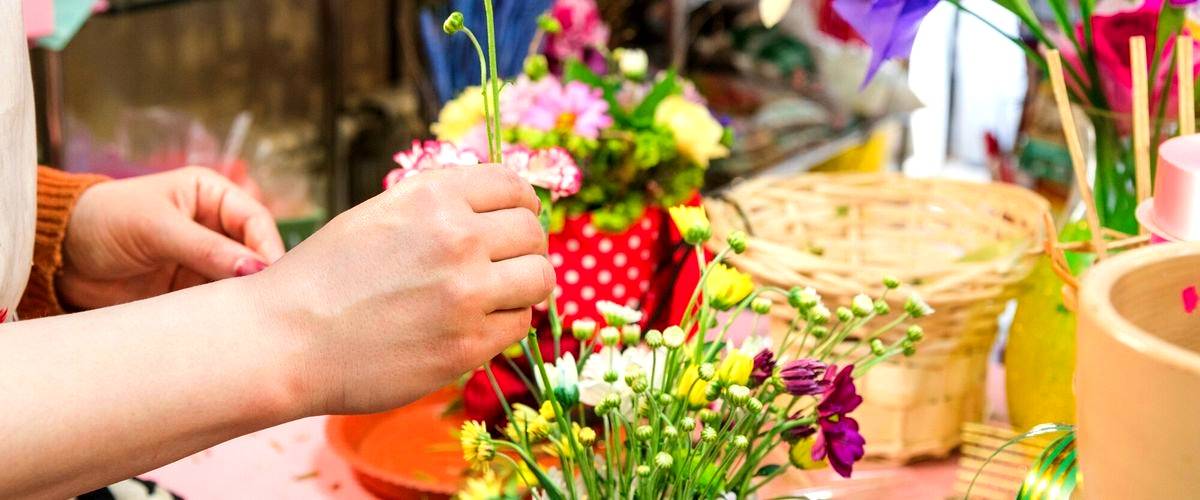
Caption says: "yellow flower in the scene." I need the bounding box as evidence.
[460,421,495,471]
[457,469,503,500]
[505,404,550,442]
[502,342,524,359]
[669,205,711,245]
[706,264,754,310]
[539,400,556,421]
[676,365,711,408]
[717,349,754,386]
[432,86,487,142]
[788,435,829,470]
[514,460,539,488]
[654,95,729,167]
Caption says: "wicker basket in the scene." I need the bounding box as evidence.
[705,172,1048,461]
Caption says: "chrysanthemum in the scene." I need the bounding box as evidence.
[534,353,580,407]
[595,300,644,327]
[432,86,487,143]
[505,403,551,443]
[668,205,711,245]
[459,421,495,471]
[705,264,754,310]
[457,469,502,500]
[502,145,582,200]
[520,80,613,139]
[579,346,666,413]
[717,335,770,386]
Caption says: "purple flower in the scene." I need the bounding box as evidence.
[749,349,776,387]
[812,364,866,478]
[832,0,939,84]
[779,359,829,396]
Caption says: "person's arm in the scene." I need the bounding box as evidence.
[0,166,553,499]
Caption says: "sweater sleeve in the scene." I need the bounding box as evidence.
[17,167,109,319]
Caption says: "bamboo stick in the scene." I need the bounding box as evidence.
[1044,48,1109,259]
[1179,35,1195,136]
[1131,36,1152,216]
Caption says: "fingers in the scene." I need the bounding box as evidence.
[190,171,287,262]
[477,208,547,261]
[482,308,535,353]
[485,254,555,312]
[447,166,539,215]
[155,218,269,281]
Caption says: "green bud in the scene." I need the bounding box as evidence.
[699,408,720,425]
[836,307,854,323]
[572,319,596,341]
[600,326,621,347]
[604,370,619,384]
[751,297,773,315]
[655,451,674,468]
[874,299,891,316]
[523,54,549,80]
[883,275,901,289]
[728,230,748,254]
[904,293,934,318]
[701,427,718,442]
[644,329,664,348]
[870,338,887,356]
[637,465,651,477]
[658,393,674,406]
[442,12,465,34]
[746,398,764,414]
[636,425,653,440]
[906,325,925,342]
[578,427,597,446]
[698,363,716,381]
[808,305,831,325]
[663,326,686,348]
[663,425,679,439]
[903,344,918,357]
[679,417,696,432]
[851,294,873,317]
[622,324,642,346]
[726,385,750,406]
[733,435,749,449]
[810,326,829,339]
[537,14,562,34]
[705,383,722,402]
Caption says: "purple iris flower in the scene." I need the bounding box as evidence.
[779,359,829,396]
[833,0,940,84]
[812,365,866,478]
[749,348,777,387]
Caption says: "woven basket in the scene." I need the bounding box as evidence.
[705,172,1048,461]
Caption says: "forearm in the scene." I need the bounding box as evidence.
[0,275,301,499]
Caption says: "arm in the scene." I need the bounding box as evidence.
[0,166,553,499]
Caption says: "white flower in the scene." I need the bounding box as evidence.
[663,326,686,349]
[535,352,580,406]
[579,346,666,414]
[615,48,649,79]
[596,300,643,327]
[759,0,793,28]
[851,293,874,317]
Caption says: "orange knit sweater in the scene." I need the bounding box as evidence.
[17,167,108,319]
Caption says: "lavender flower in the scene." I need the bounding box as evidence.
[779,359,829,396]
[832,0,939,84]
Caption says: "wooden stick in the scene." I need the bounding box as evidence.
[1179,35,1195,136]
[1131,36,1152,217]
[1044,48,1109,259]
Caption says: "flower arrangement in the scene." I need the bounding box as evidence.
[427,0,732,233]
[453,204,934,499]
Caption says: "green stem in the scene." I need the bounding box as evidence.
[484,0,503,163]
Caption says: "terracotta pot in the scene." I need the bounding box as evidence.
[325,388,466,499]
[1077,242,1200,499]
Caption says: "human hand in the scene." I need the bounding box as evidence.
[59,167,286,310]
[253,165,553,415]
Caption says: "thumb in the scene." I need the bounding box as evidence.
[156,219,269,281]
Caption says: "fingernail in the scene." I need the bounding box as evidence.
[535,196,543,215]
[235,258,269,277]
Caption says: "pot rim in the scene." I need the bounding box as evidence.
[1080,242,1200,373]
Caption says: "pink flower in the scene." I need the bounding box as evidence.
[384,140,480,189]
[502,145,583,200]
[385,141,582,200]
[544,0,609,72]
[520,81,613,139]
[501,76,563,127]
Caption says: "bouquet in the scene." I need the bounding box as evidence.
[426,0,732,233]
[455,205,934,499]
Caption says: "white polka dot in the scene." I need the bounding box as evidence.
[613,284,626,298]
[613,253,627,266]
[641,218,652,230]
[567,239,581,252]
[550,253,564,266]
[581,286,596,300]
[639,281,650,292]
[640,250,651,260]
[629,236,641,249]
[564,302,579,315]
[598,270,612,284]
[565,270,580,284]
[626,298,640,308]
[598,239,613,253]
[582,255,597,269]
[583,224,597,237]
[627,268,639,280]
[554,286,563,297]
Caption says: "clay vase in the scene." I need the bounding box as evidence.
[1077,242,1200,499]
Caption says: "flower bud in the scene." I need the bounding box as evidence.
[442,12,465,34]
[725,385,750,406]
[698,363,716,381]
[628,373,648,394]
[663,326,686,348]
[751,297,773,315]
[644,329,664,348]
[655,452,674,468]
[808,305,831,325]
[537,13,562,33]
[851,294,873,317]
[836,307,854,323]
[788,287,821,310]
[701,427,718,442]
[870,338,887,356]
[733,435,749,449]
[604,370,620,384]
[636,465,651,477]
[524,54,549,80]
[746,398,764,414]
[679,417,696,432]
[600,326,621,347]
[810,325,828,339]
[572,319,596,341]
[658,393,673,406]
[904,293,934,318]
[704,383,722,402]
[883,275,901,289]
[663,425,679,439]
[905,325,925,342]
[578,427,597,446]
[601,393,622,413]
[614,47,649,80]
[636,425,653,440]
[874,299,890,316]
[699,409,720,426]
[621,324,642,345]
[903,343,918,357]
[727,230,748,254]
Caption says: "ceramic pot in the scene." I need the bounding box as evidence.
[1077,242,1200,499]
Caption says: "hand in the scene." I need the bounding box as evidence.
[253,165,553,415]
[59,167,286,310]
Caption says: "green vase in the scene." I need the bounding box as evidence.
[1006,256,1077,430]
[1088,113,1140,234]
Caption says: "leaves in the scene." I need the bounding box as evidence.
[755,464,782,477]
[630,69,682,128]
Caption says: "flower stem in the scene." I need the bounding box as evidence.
[483,0,503,163]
